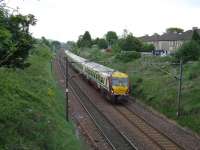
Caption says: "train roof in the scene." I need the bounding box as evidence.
[65,50,86,63]
[84,61,114,77]
[112,72,128,78]
[65,50,114,77]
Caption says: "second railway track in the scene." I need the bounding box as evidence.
[114,105,183,150]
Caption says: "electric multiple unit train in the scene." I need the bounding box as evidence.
[65,50,130,103]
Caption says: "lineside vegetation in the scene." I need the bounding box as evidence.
[0,43,80,149]
[69,30,200,134]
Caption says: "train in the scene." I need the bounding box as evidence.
[65,50,130,103]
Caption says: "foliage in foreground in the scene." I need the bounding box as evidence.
[0,44,80,150]
[0,6,36,68]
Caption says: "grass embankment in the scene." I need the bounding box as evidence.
[75,47,200,134]
[0,44,80,150]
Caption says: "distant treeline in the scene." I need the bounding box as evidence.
[68,28,200,63]
[74,30,155,53]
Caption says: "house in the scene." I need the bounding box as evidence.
[140,27,200,53]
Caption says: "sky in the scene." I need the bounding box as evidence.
[4,0,200,42]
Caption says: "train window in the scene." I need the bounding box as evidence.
[112,78,128,86]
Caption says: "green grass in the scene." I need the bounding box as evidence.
[76,47,200,134]
[0,44,80,150]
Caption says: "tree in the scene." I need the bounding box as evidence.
[77,31,92,48]
[192,29,200,45]
[0,7,37,68]
[141,43,155,52]
[166,27,184,33]
[119,34,142,52]
[97,38,107,49]
[105,31,118,47]
[66,41,76,50]
[77,35,83,48]
[82,31,92,42]
[82,31,92,47]
[122,29,128,38]
[41,36,51,48]
[175,40,200,62]
[92,37,99,45]
[153,33,159,36]
[51,40,61,51]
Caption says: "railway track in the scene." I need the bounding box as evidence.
[56,56,137,150]
[56,52,185,150]
[114,105,184,150]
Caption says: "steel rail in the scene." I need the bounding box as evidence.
[58,54,183,150]
[124,104,185,149]
[56,56,137,150]
[69,76,137,150]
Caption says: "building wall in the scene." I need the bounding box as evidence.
[148,40,184,52]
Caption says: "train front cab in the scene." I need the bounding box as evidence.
[110,72,129,103]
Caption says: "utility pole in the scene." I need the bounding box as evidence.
[65,56,69,121]
[177,59,183,117]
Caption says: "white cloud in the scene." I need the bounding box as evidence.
[5,0,200,42]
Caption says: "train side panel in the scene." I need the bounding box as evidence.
[65,50,129,103]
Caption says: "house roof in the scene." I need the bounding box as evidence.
[140,29,200,42]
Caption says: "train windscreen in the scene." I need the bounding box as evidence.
[112,78,128,86]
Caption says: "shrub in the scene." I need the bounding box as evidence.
[187,61,200,80]
[118,35,142,52]
[97,38,108,49]
[175,40,200,62]
[141,43,155,52]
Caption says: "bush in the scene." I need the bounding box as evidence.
[97,38,108,49]
[175,40,200,62]
[186,61,200,80]
[141,43,155,52]
[0,44,80,150]
[118,35,142,52]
